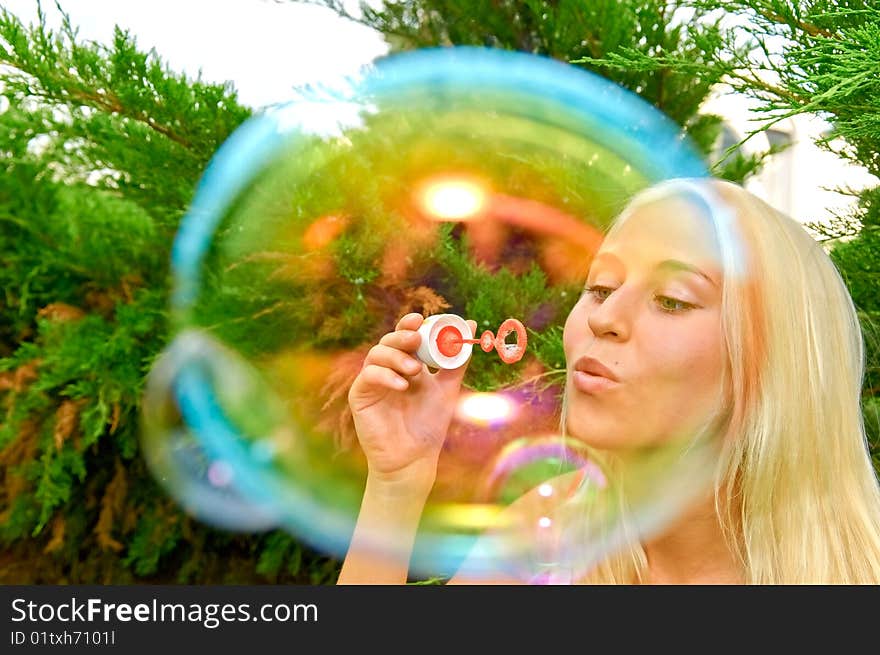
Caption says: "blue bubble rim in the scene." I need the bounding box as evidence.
[160,46,714,573]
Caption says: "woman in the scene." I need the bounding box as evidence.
[339,178,880,584]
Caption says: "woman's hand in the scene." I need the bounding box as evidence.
[348,312,476,490]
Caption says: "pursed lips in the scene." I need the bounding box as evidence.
[574,356,619,381]
[572,356,620,394]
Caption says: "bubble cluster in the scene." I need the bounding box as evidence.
[141,46,718,581]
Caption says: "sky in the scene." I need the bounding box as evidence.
[2,0,390,109]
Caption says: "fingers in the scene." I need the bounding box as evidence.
[351,316,426,404]
[364,343,423,377]
[379,328,422,353]
[395,312,423,331]
[376,313,424,354]
[355,314,479,399]
[351,334,422,396]
[354,363,410,393]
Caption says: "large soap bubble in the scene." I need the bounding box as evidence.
[141,46,726,582]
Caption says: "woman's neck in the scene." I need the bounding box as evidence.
[641,494,743,585]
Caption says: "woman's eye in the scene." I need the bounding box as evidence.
[584,285,695,313]
[655,296,693,313]
[584,285,614,302]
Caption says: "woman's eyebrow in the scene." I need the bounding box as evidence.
[655,259,718,287]
[589,252,720,288]
[589,251,622,269]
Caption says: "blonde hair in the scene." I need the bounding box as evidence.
[565,178,880,584]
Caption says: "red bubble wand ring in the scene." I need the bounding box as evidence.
[416,314,527,369]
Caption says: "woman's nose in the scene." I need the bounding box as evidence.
[587,292,632,340]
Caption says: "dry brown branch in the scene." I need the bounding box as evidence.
[94,459,127,552]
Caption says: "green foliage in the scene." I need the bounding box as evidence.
[304,0,773,175]
[0,3,338,584]
[681,0,880,460]
[832,230,880,313]
[528,324,568,377]
[688,2,880,173]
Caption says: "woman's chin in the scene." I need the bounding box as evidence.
[564,420,628,451]
[565,410,665,451]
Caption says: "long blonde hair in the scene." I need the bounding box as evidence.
[566,177,880,584]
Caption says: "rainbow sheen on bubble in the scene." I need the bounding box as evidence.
[140,46,725,582]
[474,435,604,505]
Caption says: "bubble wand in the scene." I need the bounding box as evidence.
[415,314,527,369]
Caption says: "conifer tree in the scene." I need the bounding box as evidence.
[0,5,339,583]
[699,1,880,456]
[309,0,780,180]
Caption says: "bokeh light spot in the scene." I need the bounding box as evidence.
[417,176,487,221]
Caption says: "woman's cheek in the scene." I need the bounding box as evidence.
[650,322,724,405]
[562,302,590,352]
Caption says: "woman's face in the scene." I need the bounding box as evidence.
[562,196,726,450]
